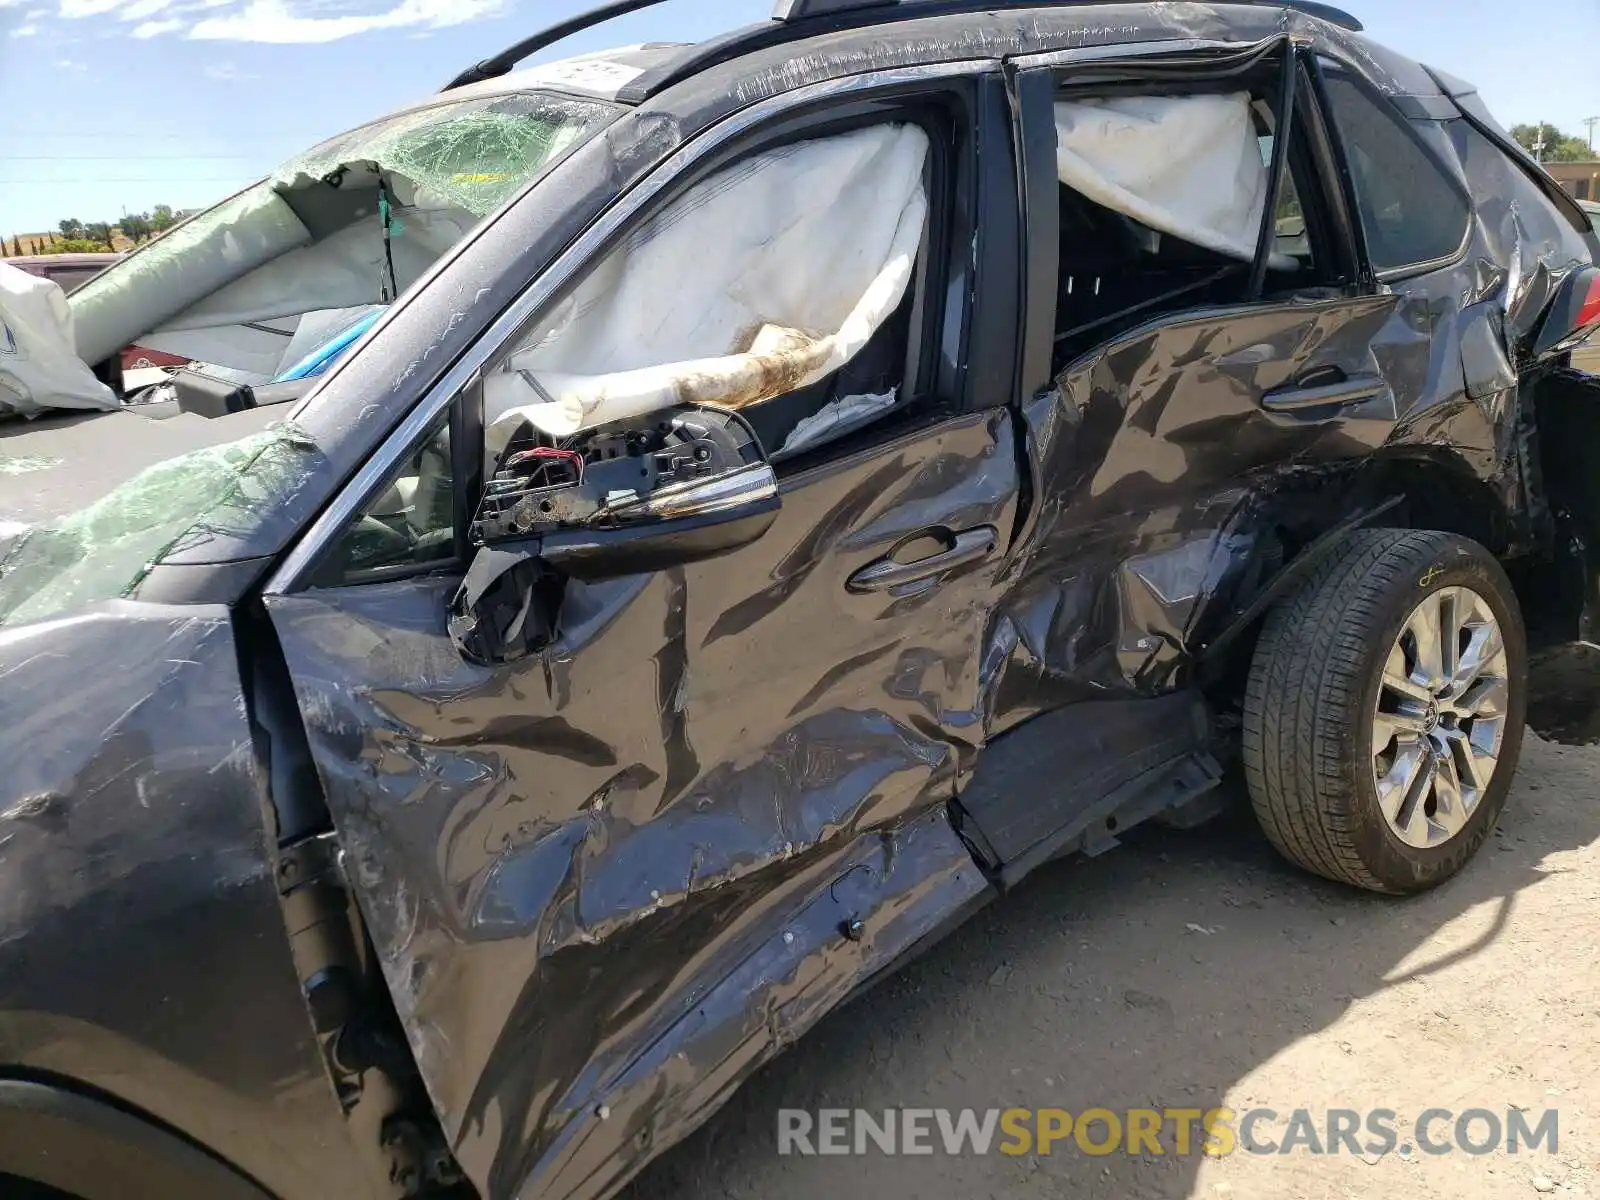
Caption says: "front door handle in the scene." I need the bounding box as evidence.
[1261,372,1389,413]
[847,526,999,594]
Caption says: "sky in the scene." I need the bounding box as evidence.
[1,0,1597,236]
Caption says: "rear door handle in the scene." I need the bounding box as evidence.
[847,526,999,594]
[1261,372,1388,413]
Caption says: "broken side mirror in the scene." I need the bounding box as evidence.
[447,405,780,666]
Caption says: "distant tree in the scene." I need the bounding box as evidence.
[149,204,175,233]
[57,218,85,240]
[121,213,153,245]
[55,238,103,253]
[1511,122,1594,163]
[82,222,114,250]
[47,231,56,248]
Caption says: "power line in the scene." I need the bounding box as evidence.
[0,154,260,161]
[0,177,249,184]
[0,132,304,139]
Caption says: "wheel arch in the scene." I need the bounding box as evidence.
[0,1069,276,1200]
[1201,451,1516,673]
[1353,449,1518,557]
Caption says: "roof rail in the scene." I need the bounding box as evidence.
[444,0,1364,94]
[441,0,670,91]
[774,0,1361,27]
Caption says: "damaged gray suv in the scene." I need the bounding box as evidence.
[4,2,1600,1198]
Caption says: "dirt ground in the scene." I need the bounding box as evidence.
[626,734,1600,1199]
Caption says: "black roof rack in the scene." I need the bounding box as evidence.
[442,0,1363,93]
[770,0,1361,29]
[442,0,668,91]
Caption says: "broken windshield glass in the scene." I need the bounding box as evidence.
[274,91,620,218]
[0,425,319,627]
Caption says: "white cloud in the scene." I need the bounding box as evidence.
[117,0,172,18]
[22,0,503,44]
[54,55,86,67]
[188,0,504,43]
[56,0,124,16]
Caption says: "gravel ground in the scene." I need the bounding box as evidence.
[626,734,1600,1199]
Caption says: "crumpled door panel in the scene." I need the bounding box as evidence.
[984,176,1595,733]
[984,294,1407,726]
[265,408,1017,1198]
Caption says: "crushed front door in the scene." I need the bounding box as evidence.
[263,71,1021,1200]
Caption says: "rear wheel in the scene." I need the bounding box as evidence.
[1242,529,1527,893]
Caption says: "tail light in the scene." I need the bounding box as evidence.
[1532,266,1600,361]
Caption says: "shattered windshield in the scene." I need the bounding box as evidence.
[0,426,319,627]
[273,91,620,218]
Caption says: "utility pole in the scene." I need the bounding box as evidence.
[1586,116,1600,154]
[1534,126,1547,164]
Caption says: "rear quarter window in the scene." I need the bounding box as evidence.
[1319,65,1471,274]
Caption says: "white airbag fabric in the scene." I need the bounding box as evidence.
[0,264,117,419]
[160,206,473,333]
[485,123,929,440]
[70,185,311,368]
[1054,93,1267,263]
[137,319,298,381]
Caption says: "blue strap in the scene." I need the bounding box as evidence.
[273,309,385,382]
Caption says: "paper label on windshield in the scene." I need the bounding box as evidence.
[522,59,646,99]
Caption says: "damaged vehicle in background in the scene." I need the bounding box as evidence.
[4,1,1600,1198]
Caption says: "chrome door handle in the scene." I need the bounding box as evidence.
[1261,372,1388,412]
[847,526,999,594]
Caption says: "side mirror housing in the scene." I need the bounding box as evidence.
[447,405,780,666]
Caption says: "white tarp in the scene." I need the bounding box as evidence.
[0,264,117,419]
[1054,92,1268,264]
[484,123,930,442]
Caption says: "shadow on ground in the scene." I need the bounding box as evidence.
[620,736,1600,1199]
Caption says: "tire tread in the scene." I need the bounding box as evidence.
[1241,529,1500,892]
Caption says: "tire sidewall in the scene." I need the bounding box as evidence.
[1340,538,1528,892]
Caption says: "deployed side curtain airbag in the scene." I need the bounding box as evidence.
[70,185,311,367]
[484,123,930,441]
[160,204,474,333]
[0,264,117,419]
[1054,93,1268,263]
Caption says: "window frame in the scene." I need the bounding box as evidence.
[479,88,977,480]
[1311,54,1475,284]
[1011,35,1358,394]
[269,61,995,596]
[307,400,469,589]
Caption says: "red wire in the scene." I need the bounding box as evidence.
[507,446,584,481]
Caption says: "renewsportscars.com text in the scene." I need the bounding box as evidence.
[777,1107,1559,1158]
